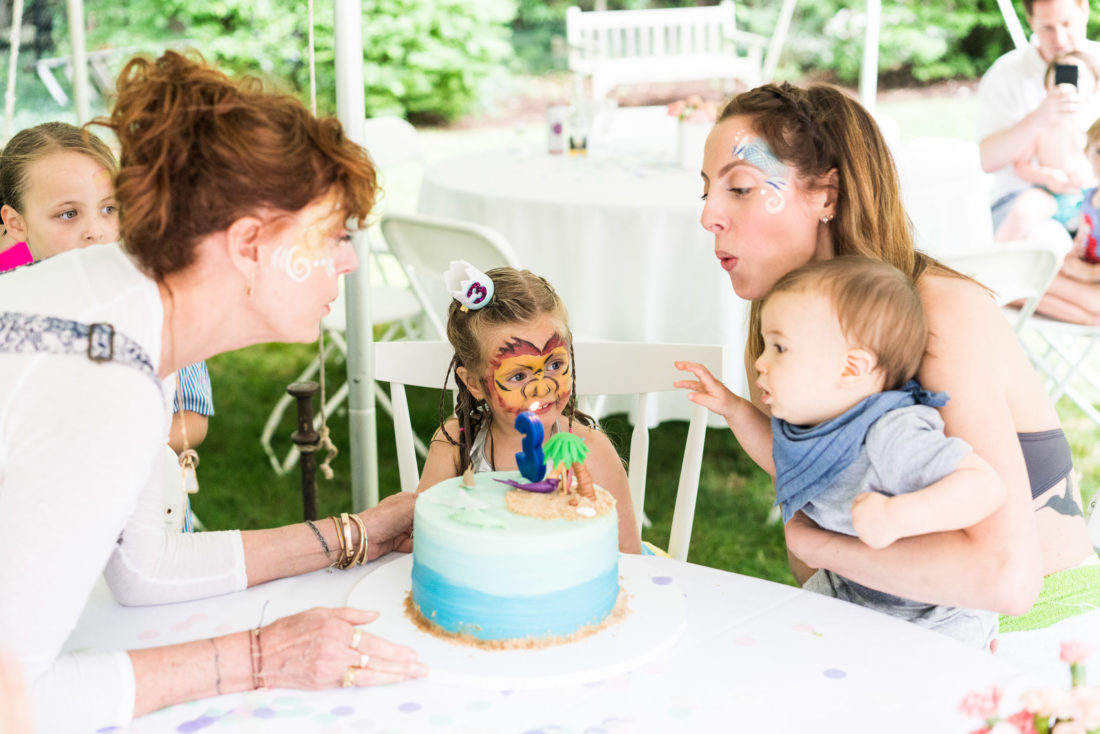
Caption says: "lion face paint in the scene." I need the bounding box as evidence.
[731,132,790,214]
[485,334,572,418]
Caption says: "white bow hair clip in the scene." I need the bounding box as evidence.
[444,260,494,312]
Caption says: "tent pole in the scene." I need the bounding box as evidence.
[66,0,90,123]
[4,0,25,141]
[334,0,378,511]
[762,0,797,83]
[859,0,881,112]
[995,0,1029,50]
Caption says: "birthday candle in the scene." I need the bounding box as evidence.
[514,402,546,482]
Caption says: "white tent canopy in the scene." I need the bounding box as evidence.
[34,0,1036,509]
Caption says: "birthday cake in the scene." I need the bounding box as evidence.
[408,470,621,648]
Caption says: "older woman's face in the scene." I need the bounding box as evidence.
[699,116,833,301]
[255,192,358,343]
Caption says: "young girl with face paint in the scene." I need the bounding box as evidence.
[0,52,426,733]
[0,122,119,271]
[692,82,1100,683]
[416,265,642,554]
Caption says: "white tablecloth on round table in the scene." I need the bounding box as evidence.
[418,148,750,421]
[64,554,1025,733]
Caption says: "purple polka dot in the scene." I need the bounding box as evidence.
[583,679,605,688]
[823,668,847,679]
[331,706,355,717]
[177,715,218,732]
[522,730,546,734]
[96,728,121,733]
[651,576,673,585]
[499,690,514,696]
[398,702,422,713]
[253,708,277,719]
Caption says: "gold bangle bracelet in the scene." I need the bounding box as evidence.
[339,512,355,569]
[349,512,368,566]
[330,515,346,567]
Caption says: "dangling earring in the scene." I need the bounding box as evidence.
[245,275,254,298]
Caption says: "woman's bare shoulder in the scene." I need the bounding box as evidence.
[918,270,1005,333]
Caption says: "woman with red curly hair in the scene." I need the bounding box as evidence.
[0,52,426,733]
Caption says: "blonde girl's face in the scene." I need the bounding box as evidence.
[470,313,573,431]
[254,193,358,343]
[4,150,118,260]
[699,116,834,302]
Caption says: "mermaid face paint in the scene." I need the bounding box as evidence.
[731,130,790,214]
[700,115,834,301]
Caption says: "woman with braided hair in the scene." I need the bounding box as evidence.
[0,51,427,733]
[677,82,1100,677]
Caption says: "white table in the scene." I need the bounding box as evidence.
[65,554,1023,732]
[418,144,750,421]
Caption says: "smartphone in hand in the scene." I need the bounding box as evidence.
[1055,63,1079,88]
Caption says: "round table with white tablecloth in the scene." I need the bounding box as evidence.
[418,148,750,420]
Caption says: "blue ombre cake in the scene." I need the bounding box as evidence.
[409,470,621,646]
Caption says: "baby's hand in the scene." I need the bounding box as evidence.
[673,361,742,420]
[850,492,899,550]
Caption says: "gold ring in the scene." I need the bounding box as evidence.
[341,667,357,688]
[350,628,363,650]
[360,653,370,668]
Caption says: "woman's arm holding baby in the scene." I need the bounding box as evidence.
[851,452,1007,549]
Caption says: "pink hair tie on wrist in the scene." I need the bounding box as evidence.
[444,260,493,312]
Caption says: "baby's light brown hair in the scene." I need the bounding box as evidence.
[763,256,927,391]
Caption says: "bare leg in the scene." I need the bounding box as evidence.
[996,189,1058,242]
[1036,273,1100,324]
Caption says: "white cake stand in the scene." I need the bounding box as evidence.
[346,554,686,689]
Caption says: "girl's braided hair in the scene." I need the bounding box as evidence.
[439,267,593,473]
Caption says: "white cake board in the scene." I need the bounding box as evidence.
[347,554,686,690]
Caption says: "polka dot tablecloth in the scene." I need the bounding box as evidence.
[65,555,1025,733]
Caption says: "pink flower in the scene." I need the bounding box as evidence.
[1003,710,1038,734]
[1052,721,1086,734]
[1069,686,1100,728]
[666,101,686,118]
[1022,687,1071,717]
[1060,641,1095,665]
[960,686,1004,718]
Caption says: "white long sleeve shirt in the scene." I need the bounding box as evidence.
[0,245,246,733]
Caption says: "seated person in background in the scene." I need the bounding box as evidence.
[0,121,117,271]
[676,257,1006,648]
[1028,117,1100,323]
[998,50,1100,241]
[0,121,214,531]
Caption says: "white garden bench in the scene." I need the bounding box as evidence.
[565,0,768,101]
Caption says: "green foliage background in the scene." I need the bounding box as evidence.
[18,0,1100,124]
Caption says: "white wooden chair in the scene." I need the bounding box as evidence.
[380,212,522,339]
[565,0,768,102]
[374,339,727,562]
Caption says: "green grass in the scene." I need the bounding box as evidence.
[196,343,794,583]
[194,336,1100,589]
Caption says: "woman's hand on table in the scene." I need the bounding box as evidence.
[359,491,416,561]
[261,607,427,689]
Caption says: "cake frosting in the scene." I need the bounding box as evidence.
[410,470,620,643]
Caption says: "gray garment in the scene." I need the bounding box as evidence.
[800,404,998,649]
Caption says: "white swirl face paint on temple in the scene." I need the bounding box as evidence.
[271,243,337,283]
[731,132,791,214]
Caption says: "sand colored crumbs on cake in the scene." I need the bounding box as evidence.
[404,588,631,650]
[505,485,616,520]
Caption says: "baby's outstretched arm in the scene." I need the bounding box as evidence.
[674,361,774,475]
[850,452,1007,549]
